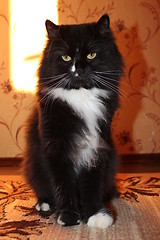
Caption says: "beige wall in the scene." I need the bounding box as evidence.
[0,0,160,157]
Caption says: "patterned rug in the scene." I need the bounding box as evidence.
[0,173,160,240]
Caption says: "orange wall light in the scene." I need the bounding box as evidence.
[9,0,58,92]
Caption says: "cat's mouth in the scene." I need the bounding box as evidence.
[69,75,92,90]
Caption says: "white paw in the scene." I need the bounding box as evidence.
[87,211,113,229]
[57,215,65,226]
[35,202,50,212]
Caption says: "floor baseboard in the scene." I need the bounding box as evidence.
[0,154,160,173]
[119,153,160,173]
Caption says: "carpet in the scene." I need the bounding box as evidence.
[0,173,160,240]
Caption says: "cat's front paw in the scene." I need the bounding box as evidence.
[87,209,113,229]
[35,201,53,218]
[57,210,81,226]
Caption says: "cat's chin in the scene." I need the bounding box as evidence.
[65,86,91,90]
[69,80,92,90]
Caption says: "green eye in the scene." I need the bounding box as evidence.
[87,53,96,60]
[62,55,71,62]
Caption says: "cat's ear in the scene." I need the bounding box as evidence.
[45,20,59,38]
[95,14,110,35]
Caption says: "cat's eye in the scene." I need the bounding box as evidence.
[62,55,71,62]
[87,53,96,60]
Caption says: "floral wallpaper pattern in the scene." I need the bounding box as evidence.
[0,0,160,157]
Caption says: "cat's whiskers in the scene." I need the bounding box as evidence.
[37,74,71,112]
[39,73,68,83]
[93,80,101,89]
[94,71,130,90]
[94,71,136,93]
[94,73,124,87]
[45,79,71,112]
[38,74,69,94]
[37,76,64,101]
[92,75,127,101]
[95,70,123,74]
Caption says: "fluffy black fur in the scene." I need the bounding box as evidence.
[23,14,123,228]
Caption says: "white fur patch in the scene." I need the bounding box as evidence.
[70,62,76,73]
[35,203,41,212]
[41,203,50,211]
[35,202,50,212]
[49,87,109,169]
[57,215,65,226]
[70,61,79,76]
[87,211,113,229]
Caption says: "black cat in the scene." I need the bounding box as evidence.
[23,14,123,229]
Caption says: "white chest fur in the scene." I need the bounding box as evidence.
[49,87,109,169]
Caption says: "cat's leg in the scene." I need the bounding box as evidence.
[24,109,56,217]
[24,146,56,217]
[52,162,81,226]
[25,171,56,217]
[41,147,81,226]
[33,164,80,225]
[78,156,114,229]
[24,156,56,217]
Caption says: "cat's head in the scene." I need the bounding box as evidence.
[38,14,123,91]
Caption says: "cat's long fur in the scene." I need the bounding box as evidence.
[23,14,123,229]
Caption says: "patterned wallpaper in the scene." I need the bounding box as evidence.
[0,0,160,157]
